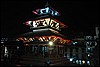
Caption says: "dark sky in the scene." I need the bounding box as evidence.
[1,0,99,37]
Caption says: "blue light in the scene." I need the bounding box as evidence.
[54,12,58,15]
[73,42,78,45]
[79,60,82,64]
[75,42,78,43]
[76,60,78,64]
[73,43,75,45]
[87,48,91,52]
[40,9,46,14]
[35,6,60,16]
[88,48,90,50]
[87,61,90,65]
[45,7,49,13]
[55,12,59,16]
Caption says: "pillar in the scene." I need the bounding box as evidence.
[67,47,70,59]
[72,48,76,57]
[78,47,82,59]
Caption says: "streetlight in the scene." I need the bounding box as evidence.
[48,41,53,46]
[88,54,90,57]
[82,60,85,64]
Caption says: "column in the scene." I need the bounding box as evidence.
[67,47,70,59]
[62,47,64,56]
[64,46,67,57]
[72,48,76,57]
[76,48,78,59]
[78,48,82,59]
[56,45,59,57]
[70,47,73,58]
[42,46,45,57]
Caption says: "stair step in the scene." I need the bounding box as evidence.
[19,61,45,66]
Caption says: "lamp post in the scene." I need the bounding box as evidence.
[48,41,54,50]
[48,41,54,57]
[49,41,53,46]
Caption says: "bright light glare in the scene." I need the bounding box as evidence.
[69,58,73,62]
[1,42,4,43]
[49,41,53,46]
[82,60,85,64]
[76,60,78,64]
[88,54,90,57]
[87,61,90,65]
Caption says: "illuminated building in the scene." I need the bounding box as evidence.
[14,2,99,66]
[70,26,99,66]
[1,37,8,44]
[16,2,72,57]
[84,26,99,66]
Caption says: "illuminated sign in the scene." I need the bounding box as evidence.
[32,7,60,16]
[26,18,60,30]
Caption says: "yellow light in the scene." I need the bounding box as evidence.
[49,41,53,46]
[24,38,27,40]
[82,60,85,64]
[25,44,29,46]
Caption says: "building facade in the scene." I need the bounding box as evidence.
[16,3,72,58]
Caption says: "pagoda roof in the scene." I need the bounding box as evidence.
[32,2,60,17]
[24,16,68,29]
[19,28,67,39]
[17,30,72,45]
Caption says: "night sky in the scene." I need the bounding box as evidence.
[1,0,99,37]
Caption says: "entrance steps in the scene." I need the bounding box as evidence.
[17,53,68,66]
